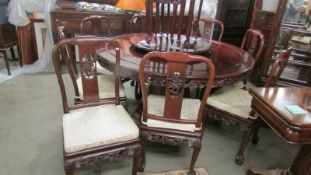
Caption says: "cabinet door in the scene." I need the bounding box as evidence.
[216,0,255,46]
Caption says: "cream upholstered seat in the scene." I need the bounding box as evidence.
[142,94,202,132]
[63,105,139,153]
[76,75,125,99]
[207,85,256,120]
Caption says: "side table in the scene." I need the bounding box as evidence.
[248,87,311,175]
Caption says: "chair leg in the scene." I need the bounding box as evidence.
[64,166,74,175]
[16,44,23,67]
[9,47,16,61]
[95,162,101,175]
[251,125,261,145]
[2,50,11,75]
[134,81,142,100]
[188,144,201,175]
[235,127,253,165]
[139,139,146,173]
[132,144,143,175]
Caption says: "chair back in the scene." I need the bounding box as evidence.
[52,36,121,113]
[130,14,151,33]
[139,51,215,128]
[241,29,264,63]
[145,0,203,42]
[0,23,18,48]
[193,18,224,41]
[80,15,112,36]
[265,47,292,87]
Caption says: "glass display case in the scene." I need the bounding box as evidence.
[273,0,311,86]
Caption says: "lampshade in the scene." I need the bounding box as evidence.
[116,0,146,11]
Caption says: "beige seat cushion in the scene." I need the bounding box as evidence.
[142,94,202,132]
[77,74,125,99]
[63,105,139,153]
[207,85,256,119]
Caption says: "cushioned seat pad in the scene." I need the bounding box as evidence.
[63,105,139,153]
[207,85,256,119]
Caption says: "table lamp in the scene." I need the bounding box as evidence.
[116,0,146,12]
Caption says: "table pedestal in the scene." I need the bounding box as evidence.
[247,145,311,175]
[291,145,311,175]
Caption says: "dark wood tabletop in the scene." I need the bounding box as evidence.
[248,87,311,175]
[97,33,255,86]
[249,87,311,144]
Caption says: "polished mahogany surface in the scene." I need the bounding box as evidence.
[97,33,254,83]
[250,87,311,144]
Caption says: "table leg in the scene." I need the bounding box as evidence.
[290,145,311,175]
[247,145,311,175]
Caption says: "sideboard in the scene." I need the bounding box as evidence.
[50,1,133,43]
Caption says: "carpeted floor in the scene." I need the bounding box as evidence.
[0,72,298,175]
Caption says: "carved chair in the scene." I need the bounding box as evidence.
[192,18,224,41]
[57,16,126,103]
[0,23,22,75]
[205,47,292,165]
[145,0,204,46]
[139,51,215,175]
[52,36,143,175]
[241,29,265,87]
[241,29,265,63]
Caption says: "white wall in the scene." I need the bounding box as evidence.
[262,0,280,12]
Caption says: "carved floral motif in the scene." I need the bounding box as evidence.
[65,144,141,169]
[82,53,96,79]
[167,72,184,96]
[142,131,201,147]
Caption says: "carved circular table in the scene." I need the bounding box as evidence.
[97,33,254,86]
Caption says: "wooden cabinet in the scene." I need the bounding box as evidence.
[16,25,35,65]
[51,1,133,43]
[216,0,255,46]
[250,0,288,76]
[274,23,311,86]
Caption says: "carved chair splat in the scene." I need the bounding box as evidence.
[139,51,215,175]
[52,37,143,175]
[205,47,292,165]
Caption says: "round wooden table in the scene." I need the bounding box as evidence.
[97,33,254,86]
